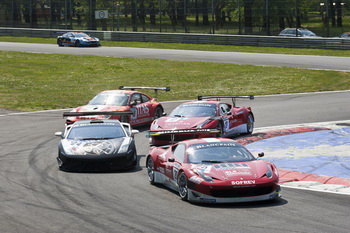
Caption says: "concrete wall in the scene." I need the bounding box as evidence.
[1,27,350,50]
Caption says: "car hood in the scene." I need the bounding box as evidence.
[81,36,98,41]
[190,160,270,182]
[153,116,211,130]
[61,137,126,155]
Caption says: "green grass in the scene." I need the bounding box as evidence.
[1,50,350,112]
[2,36,350,57]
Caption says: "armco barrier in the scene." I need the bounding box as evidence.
[1,27,350,50]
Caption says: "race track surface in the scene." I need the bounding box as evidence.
[1,42,350,71]
[1,92,350,233]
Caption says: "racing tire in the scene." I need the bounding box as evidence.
[146,157,155,185]
[131,151,138,167]
[177,172,188,201]
[246,113,254,135]
[75,40,80,47]
[216,122,223,137]
[154,106,163,120]
[57,39,63,47]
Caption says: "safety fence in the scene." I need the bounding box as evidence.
[1,27,350,50]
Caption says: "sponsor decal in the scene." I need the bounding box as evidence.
[194,142,237,149]
[224,170,252,177]
[73,122,117,127]
[150,128,218,136]
[189,176,204,184]
[212,163,250,171]
[131,104,150,120]
[182,103,215,108]
[231,180,256,185]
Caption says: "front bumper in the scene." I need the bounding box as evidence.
[57,151,136,172]
[187,185,281,203]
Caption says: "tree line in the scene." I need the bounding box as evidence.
[0,0,349,35]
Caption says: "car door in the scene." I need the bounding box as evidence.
[219,103,234,133]
[129,93,152,125]
[166,143,185,182]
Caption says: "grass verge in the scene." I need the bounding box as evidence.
[1,50,350,112]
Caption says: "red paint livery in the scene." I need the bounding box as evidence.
[146,138,281,203]
[149,95,254,145]
[66,86,169,127]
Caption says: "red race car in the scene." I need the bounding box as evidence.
[149,95,254,145]
[65,86,170,127]
[146,138,281,203]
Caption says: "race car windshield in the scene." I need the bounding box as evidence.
[67,124,126,140]
[88,93,129,106]
[74,33,89,38]
[170,103,216,117]
[187,143,255,163]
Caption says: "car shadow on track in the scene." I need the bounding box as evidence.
[148,183,288,208]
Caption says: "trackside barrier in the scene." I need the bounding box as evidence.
[1,27,350,50]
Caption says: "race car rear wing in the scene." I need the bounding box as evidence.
[149,128,220,144]
[149,128,220,136]
[63,111,133,117]
[119,86,170,99]
[198,95,254,106]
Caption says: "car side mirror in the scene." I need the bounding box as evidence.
[258,152,264,158]
[130,100,137,106]
[227,112,232,115]
[55,132,63,138]
[168,158,175,162]
[131,129,139,135]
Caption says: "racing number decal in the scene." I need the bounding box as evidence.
[172,164,181,181]
[223,117,230,132]
[131,104,150,120]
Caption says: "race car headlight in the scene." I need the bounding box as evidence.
[265,164,274,179]
[193,168,213,182]
[118,137,132,154]
[152,120,159,130]
[196,119,211,129]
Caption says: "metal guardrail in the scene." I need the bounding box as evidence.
[1,27,350,50]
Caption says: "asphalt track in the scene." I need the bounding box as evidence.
[1,41,350,71]
[1,43,350,232]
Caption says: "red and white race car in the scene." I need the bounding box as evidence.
[65,86,170,127]
[146,138,281,203]
[149,95,254,145]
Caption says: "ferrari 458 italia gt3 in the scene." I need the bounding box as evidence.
[65,86,170,127]
[149,95,254,145]
[146,138,281,203]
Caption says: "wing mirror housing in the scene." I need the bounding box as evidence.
[55,132,64,138]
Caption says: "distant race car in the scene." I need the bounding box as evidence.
[65,86,170,127]
[149,95,254,145]
[57,32,101,47]
[55,118,139,172]
[146,138,281,203]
